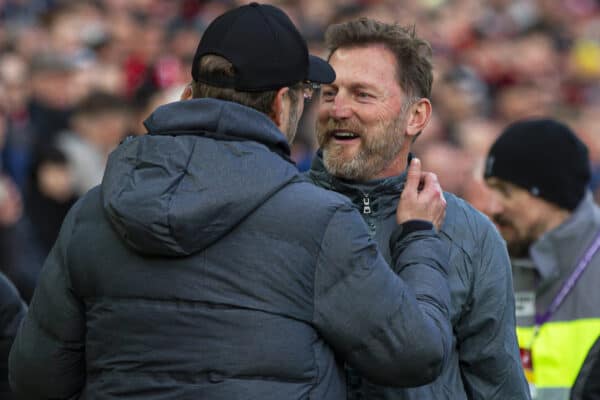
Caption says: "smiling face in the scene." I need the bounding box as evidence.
[316,45,412,181]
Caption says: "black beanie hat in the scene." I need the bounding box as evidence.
[484,118,591,211]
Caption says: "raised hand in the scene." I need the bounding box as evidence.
[396,158,446,230]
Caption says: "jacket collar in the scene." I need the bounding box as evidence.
[308,151,408,217]
[143,98,292,162]
[530,191,600,288]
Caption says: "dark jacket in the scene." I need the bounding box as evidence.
[9,99,452,400]
[0,272,26,400]
[309,154,530,400]
[572,336,600,400]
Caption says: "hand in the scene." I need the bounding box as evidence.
[396,158,446,230]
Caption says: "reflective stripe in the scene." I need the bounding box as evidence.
[517,319,600,389]
[534,386,570,400]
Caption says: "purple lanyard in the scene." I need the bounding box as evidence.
[535,229,600,326]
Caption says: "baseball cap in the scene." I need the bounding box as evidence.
[191,2,335,92]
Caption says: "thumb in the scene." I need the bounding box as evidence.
[404,157,422,194]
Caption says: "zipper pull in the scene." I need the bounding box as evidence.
[362,195,371,214]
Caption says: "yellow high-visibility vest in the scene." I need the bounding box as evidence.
[518,319,600,397]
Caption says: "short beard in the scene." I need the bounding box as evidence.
[506,239,532,259]
[317,113,406,181]
[283,93,301,144]
[493,215,537,258]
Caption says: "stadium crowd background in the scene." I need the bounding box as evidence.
[1,0,600,302]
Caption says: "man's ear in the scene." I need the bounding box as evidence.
[180,84,193,101]
[270,87,289,128]
[406,98,432,138]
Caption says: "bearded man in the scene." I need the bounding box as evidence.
[309,18,530,400]
[485,118,600,400]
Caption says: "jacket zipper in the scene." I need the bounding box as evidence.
[362,194,372,215]
[360,193,377,237]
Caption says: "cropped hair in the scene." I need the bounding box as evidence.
[325,18,433,99]
[192,55,292,115]
[74,91,130,117]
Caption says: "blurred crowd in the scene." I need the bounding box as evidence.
[1,0,600,301]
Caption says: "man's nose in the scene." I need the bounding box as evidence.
[486,191,504,217]
[329,92,352,119]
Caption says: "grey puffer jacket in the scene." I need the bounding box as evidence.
[9,99,452,400]
[309,153,530,400]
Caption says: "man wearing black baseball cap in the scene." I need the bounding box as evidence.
[484,118,600,400]
[9,4,453,399]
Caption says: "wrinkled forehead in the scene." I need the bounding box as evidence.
[326,45,401,88]
[328,43,397,68]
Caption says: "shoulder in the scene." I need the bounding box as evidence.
[441,192,510,289]
[281,175,357,214]
[443,192,504,250]
[55,187,102,242]
[0,272,26,338]
[261,176,365,245]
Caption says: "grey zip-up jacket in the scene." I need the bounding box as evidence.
[9,99,452,400]
[309,154,530,400]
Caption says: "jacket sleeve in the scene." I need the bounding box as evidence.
[570,336,600,400]
[456,222,531,400]
[312,203,452,387]
[9,202,86,400]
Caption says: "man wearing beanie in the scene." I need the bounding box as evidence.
[485,118,600,400]
[8,3,454,400]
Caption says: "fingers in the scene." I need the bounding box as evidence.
[433,207,447,231]
[403,157,422,196]
[420,172,446,230]
[396,160,447,229]
[419,172,442,200]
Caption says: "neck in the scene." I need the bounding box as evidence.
[536,208,572,240]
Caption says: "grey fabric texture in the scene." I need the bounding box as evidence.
[529,193,600,321]
[9,99,453,400]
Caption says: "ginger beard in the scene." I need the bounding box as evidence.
[316,111,408,181]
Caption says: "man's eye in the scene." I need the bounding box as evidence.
[357,92,372,99]
[500,186,512,198]
[322,90,336,100]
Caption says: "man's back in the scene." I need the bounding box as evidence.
[56,176,350,399]
[9,99,453,399]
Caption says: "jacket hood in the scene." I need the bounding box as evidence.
[102,99,298,257]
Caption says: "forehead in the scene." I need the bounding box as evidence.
[486,177,531,197]
[328,45,400,88]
